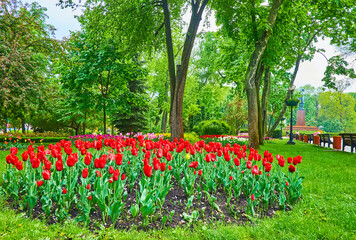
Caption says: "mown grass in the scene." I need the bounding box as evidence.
[0,140,355,239]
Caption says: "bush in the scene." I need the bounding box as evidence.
[239,128,248,133]
[270,130,282,139]
[193,120,231,135]
[0,136,69,144]
[154,132,200,143]
[183,132,200,143]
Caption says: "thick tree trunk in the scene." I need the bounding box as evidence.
[267,55,302,136]
[163,0,208,141]
[261,67,271,138]
[244,0,282,149]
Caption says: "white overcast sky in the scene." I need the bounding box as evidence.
[27,0,356,92]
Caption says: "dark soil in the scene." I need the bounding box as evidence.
[5,175,291,232]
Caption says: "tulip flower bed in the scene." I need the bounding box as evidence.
[2,136,303,230]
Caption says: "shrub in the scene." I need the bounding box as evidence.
[193,120,231,135]
[270,130,282,139]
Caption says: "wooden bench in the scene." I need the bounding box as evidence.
[307,134,314,143]
[339,133,356,153]
[319,134,333,148]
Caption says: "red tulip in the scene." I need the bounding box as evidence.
[62,188,67,194]
[198,170,202,176]
[194,170,197,175]
[66,153,78,167]
[113,170,120,181]
[160,162,166,172]
[88,196,92,200]
[288,165,296,173]
[42,170,51,180]
[109,166,114,174]
[22,151,29,161]
[278,158,285,167]
[11,147,18,155]
[286,181,289,186]
[265,162,272,172]
[157,148,163,158]
[229,176,233,181]
[37,180,44,187]
[44,160,51,170]
[168,165,172,171]
[109,177,114,183]
[82,168,88,178]
[121,173,126,180]
[143,164,152,177]
[96,170,102,177]
[166,152,172,161]
[86,184,90,190]
[153,157,160,170]
[234,157,240,167]
[55,160,63,171]
[115,153,123,166]
[15,161,23,171]
[31,158,40,169]
[251,194,255,201]
[224,154,231,162]
[84,152,92,165]
[188,161,198,169]
[246,161,252,169]
[287,157,293,164]
[251,165,259,175]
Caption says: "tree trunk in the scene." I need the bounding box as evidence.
[261,67,271,139]
[103,102,106,134]
[267,55,302,136]
[161,110,168,133]
[163,0,208,141]
[255,63,265,145]
[21,118,26,134]
[155,109,163,126]
[83,112,86,135]
[244,0,282,149]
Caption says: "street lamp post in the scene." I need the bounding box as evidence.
[287,86,296,145]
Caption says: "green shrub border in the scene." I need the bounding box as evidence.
[0,137,69,143]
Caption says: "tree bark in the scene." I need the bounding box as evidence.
[163,0,208,141]
[21,118,25,134]
[244,0,282,149]
[83,112,86,135]
[155,109,163,126]
[161,110,168,133]
[103,102,106,134]
[261,67,271,138]
[267,54,302,136]
[255,63,265,145]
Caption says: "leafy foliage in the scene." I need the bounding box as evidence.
[193,120,231,135]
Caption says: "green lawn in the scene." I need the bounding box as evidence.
[0,140,355,239]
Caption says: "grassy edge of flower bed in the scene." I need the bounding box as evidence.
[0,140,355,240]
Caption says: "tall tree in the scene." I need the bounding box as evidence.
[59,0,209,140]
[0,0,57,131]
